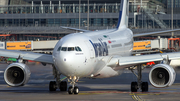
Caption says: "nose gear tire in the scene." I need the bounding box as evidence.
[68,86,73,94]
[73,86,79,94]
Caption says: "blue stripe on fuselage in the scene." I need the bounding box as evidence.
[89,40,108,57]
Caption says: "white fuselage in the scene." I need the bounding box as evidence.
[52,27,133,78]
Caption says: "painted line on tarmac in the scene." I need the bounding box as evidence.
[131,93,145,101]
[79,91,130,95]
[151,89,177,91]
[79,90,178,95]
[129,93,160,96]
[79,92,103,95]
[132,95,144,101]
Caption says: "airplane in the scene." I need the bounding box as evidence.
[1,0,180,95]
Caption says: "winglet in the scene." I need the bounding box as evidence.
[116,0,129,29]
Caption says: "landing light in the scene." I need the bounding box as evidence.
[73,76,77,80]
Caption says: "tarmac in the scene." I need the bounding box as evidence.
[0,63,180,101]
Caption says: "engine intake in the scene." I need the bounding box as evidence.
[4,63,31,86]
[149,64,176,88]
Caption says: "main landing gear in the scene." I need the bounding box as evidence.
[130,65,148,92]
[49,81,67,91]
[49,65,67,92]
[68,76,79,94]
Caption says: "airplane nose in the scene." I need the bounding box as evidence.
[55,52,85,77]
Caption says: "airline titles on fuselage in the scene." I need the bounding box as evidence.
[89,38,108,57]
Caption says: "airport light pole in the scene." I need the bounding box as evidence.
[32,1,33,13]
[79,0,81,29]
[134,0,136,10]
[171,0,174,37]
[141,0,143,29]
[87,0,89,30]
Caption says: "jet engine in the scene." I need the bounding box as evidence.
[149,64,176,88]
[4,63,31,86]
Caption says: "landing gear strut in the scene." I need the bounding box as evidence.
[49,65,67,92]
[68,76,79,94]
[130,65,148,92]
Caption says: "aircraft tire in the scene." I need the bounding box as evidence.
[49,81,57,91]
[68,86,73,94]
[131,82,138,92]
[73,86,79,94]
[60,81,67,91]
[141,82,148,92]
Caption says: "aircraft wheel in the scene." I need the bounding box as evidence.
[60,81,67,91]
[68,86,73,94]
[141,82,148,92]
[73,86,79,94]
[49,81,57,91]
[131,82,138,92]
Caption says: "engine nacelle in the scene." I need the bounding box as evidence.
[4,63,31,86]
[149,64,176,88]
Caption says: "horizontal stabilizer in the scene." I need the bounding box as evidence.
[61,26,90,32]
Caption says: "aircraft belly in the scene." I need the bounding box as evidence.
[94,66,123,78]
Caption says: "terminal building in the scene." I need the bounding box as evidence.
[0,0,180,41]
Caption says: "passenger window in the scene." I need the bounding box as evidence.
[61,47,67,51]
[57,46,61,51]
[68,47,74,51]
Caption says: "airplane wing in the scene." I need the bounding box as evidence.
[133,29,180,37]
[0,49,53,64]
[107,52,180,68]
[61,26,90,32]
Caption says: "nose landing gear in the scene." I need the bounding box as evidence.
[49,65,80,94]
[68,76,79,94]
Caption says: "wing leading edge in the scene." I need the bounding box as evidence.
[133,29,180,37]
[0,49,53,64]
[107,52,180,68]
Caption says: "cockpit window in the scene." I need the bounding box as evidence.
[68,47,74,51]
[61,47,67,51]
[57,46,61,51]
[59,47,81,51]
[77,47,82,51]
[75,46,82,51]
